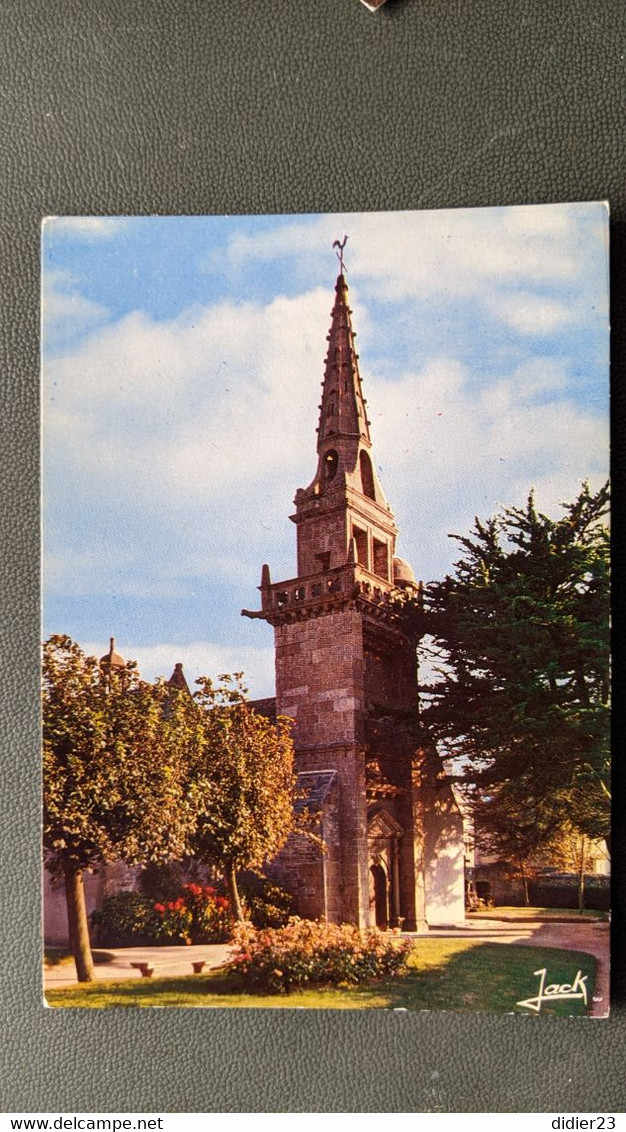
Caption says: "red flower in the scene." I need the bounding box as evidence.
[154,903,165,914]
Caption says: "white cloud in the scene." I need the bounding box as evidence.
[369,356,608,582]
[487,291,573,335]
[43,287,338,596]
[44,217,130,239]
[213,205,586,303]
[500,357,568,399]
[43,289,331,511]
[45,297,608,607]
[42,270,110,345]
[42,547,193,599]
[208,206,611,355]
[204,220,324,275]
[349,208,580,300]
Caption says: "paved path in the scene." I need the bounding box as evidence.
[45,943,233,990]
[45,920,609,1016]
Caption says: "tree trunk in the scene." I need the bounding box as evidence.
[225,863,244,922]
[520,862,530,907]
[577,838,586,914]
[64,862,95,982]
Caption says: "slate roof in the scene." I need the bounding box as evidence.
[248,696,277,723]
[295,769,337,814]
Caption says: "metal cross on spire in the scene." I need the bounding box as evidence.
[332,234,348,274]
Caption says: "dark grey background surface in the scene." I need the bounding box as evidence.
[1,0,625,1113]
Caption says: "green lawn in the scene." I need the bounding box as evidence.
[45,939,596,1015]
[468,906,604,921]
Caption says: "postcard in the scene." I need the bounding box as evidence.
[42,205,610,1014]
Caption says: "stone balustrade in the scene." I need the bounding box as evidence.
[261,563,397,613]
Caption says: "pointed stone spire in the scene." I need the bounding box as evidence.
[100,636,126,670]
[168,662,191,694]
[317,272,371,454]
[287,253,399,581]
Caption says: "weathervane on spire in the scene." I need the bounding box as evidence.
[333,234,348,274]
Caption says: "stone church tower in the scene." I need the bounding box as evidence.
[244,266,465,930]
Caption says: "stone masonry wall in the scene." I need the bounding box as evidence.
[269,779,342,923]
[296,508,347,576]
[363,635,418,714]
[275,609,372,925]
[275,608,365,746]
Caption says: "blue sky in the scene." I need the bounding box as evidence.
[42,204,610,697]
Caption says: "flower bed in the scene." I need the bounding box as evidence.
[153,884,232,944]
[229,918,412,993]
[92,885,232,946]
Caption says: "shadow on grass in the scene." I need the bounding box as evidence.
[46,940,597,1015]
[45,948,116,968]
[396,941,596,1015]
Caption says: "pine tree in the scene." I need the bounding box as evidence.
[419,483,610,851]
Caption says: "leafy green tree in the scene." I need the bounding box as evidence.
[43,635,200,981]
[190,676,298,921]
[467,776,568,905]
[468,785,605,909]
[418,483,610,851]
[535,824,606,913]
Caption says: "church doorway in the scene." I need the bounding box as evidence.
[370,861,389,929]
[367,807,404,929]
